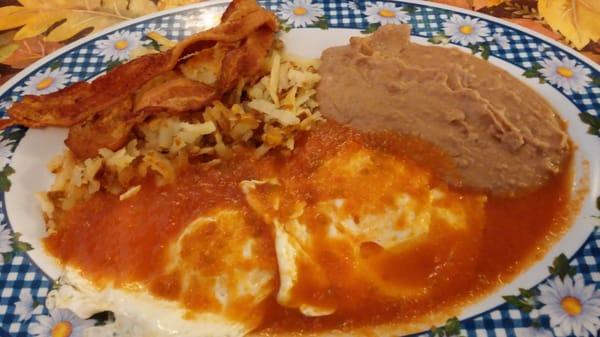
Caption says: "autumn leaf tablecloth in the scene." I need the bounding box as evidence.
[0,0,598,86]
[0,0,205,85]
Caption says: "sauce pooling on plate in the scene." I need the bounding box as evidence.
[44,121,573,333]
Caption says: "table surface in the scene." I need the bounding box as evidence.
[0,0,598,86]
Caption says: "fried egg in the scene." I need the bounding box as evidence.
[51,268,252,337]
[51,208,276,337]
[242,144,486,316]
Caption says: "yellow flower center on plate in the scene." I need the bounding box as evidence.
[459,25,473,35]
[51,321,73,337]
[293,7,307,16]
[114,40,129,50]
[556,66,574,78]
[378,9,396,18]
[561,296,583,316]
[35,77,54,90]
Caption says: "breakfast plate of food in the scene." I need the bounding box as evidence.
[0,0,598,336]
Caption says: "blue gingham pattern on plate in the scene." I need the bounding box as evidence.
[0,1,598,336]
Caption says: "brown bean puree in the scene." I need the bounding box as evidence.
[317,24,570,196]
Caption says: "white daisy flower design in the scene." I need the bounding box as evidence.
[539,56,592,94]
[348,1,359,12]
[29,308,95,337]
[14,290,41,322]
[0,139,12,169]
[0,223,11,255]
[278,0,325,28]
[16,67,71,96]
[0,100,13,112]
[183,8,225,33]
[364,2,410,25]
[94,30,143,62]
[490,33,509,49]
[539,275,600,337]
[143,23,167,37]
[443,14,490,46]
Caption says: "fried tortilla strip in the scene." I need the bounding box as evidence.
[0,118,17,129]
[8,53,171,128]
[6,0,277,129]
[178,26,274,95]
[179,43,238,86]
[65,97,138,159]
[218,27,275,92]
[165,0,277,67]
[8,81,92,128]
[134,74,217,113]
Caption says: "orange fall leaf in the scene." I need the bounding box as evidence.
[1,36,63,69]
[506,18,561,41]
[473,0,506,10]
[428,0,471,10]
[581,51,600,65]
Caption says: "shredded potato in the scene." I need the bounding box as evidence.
[269,52,281,105]
[247,100,300,126]
[119,185,142,201]
[40,51,324,226]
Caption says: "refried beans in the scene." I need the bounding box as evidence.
[317,24,570,196]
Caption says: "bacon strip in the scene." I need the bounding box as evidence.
[8,53,171,128]
[5,0,277,158]
[65,96,137,159]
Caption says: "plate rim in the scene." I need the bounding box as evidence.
[0,1,598,336]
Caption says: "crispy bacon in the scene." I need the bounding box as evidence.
[8,53,172,128]
[5,0,277,158]
[65,97,137,159]
[134,73,218,113]
[219,27,275,92]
